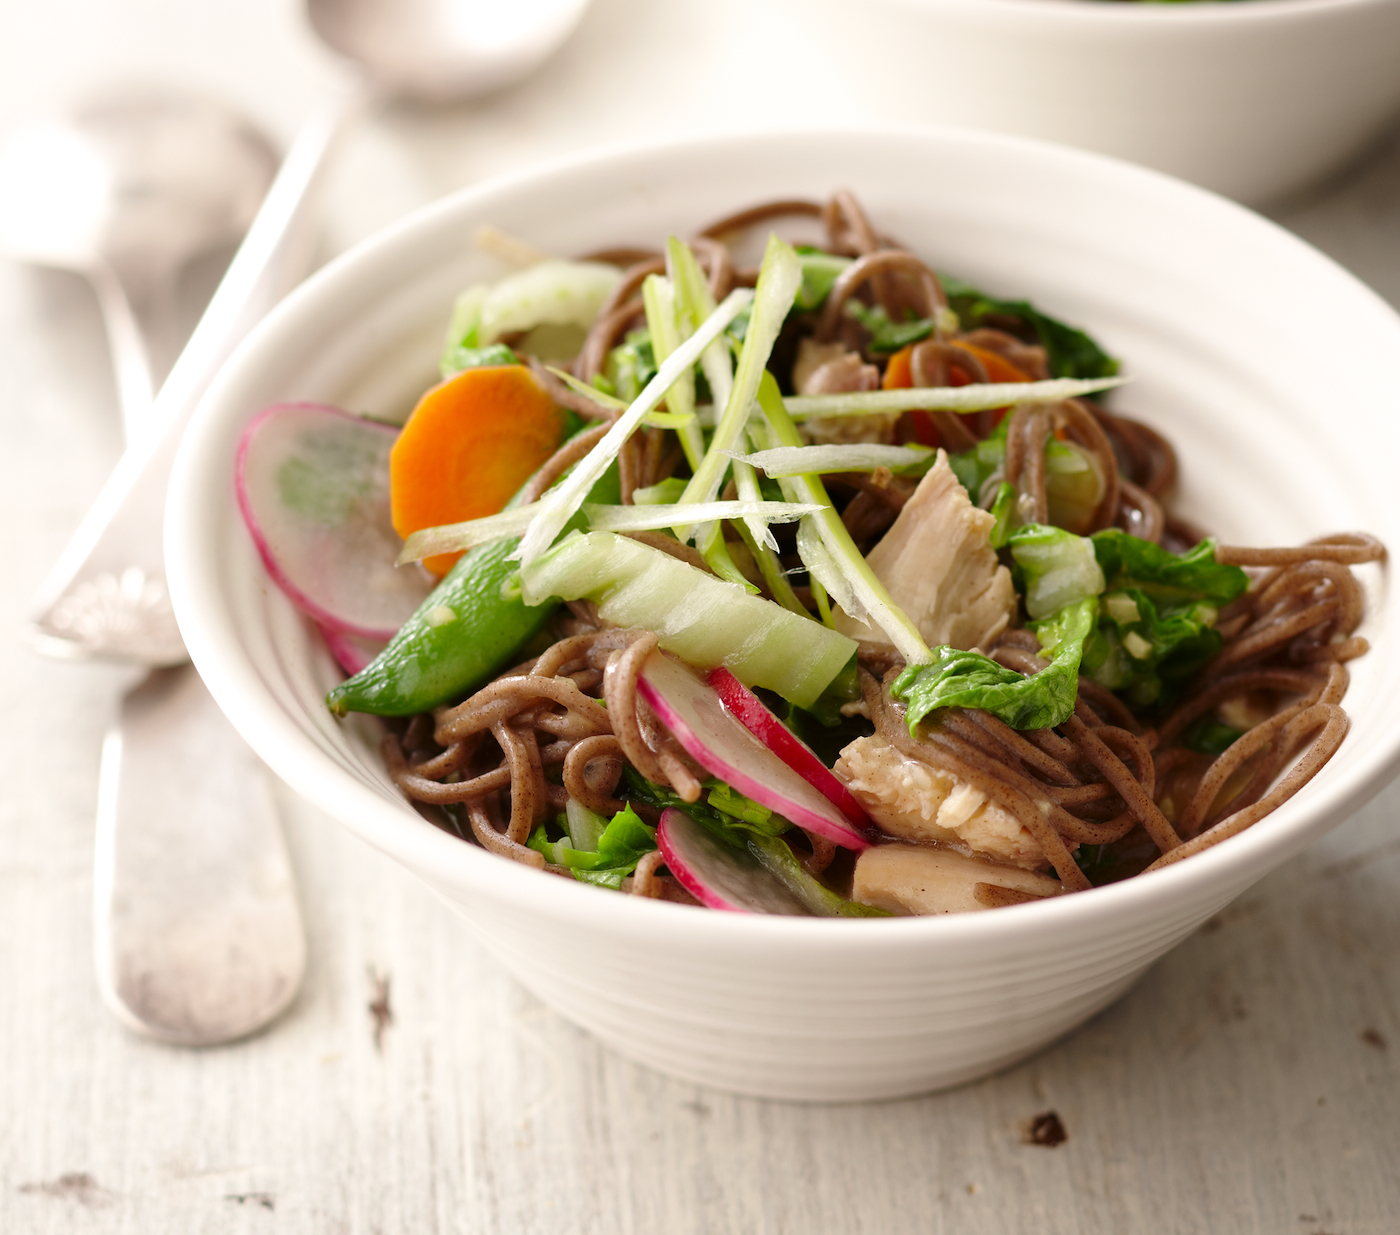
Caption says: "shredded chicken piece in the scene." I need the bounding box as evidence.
[833,449,1015,650]
[793,339,880,395]
[852,844,1062,915]
[836,734,1047,869]
[791,338,895,445]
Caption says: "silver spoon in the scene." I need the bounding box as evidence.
[0,89,307,1045]
[0,90,278,443]
[31,0,599,664]
[11,1,596,1046]
[307,0,595,102]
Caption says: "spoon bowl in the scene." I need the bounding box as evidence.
[0,88,278,434]
[307,0,594,102]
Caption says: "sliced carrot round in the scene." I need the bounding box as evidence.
[883,340,1029,448]
[391,365,562,576]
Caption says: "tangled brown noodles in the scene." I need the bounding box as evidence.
[381,192,1385,908]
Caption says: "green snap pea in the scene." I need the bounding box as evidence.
[327,434,619,718]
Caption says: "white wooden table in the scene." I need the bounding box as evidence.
[2,3,1398,1231]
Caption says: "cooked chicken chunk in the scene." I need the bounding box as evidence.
[852,844,1062,915]
[833,449,1015,651]
[835,734,1047,869]
[791,338,896,446]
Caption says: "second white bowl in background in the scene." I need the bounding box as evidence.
[882,0,1400,205]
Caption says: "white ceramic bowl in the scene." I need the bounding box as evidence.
[882,0,1400,205]
[167,128,1400,1101]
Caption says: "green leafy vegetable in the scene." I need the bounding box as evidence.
[747,833,890,917]
[620,767,790,841]
[891,597,1097,731]
[528,802,658,889]
[1090,529,1248,606]
[1071,532,1248,709]
[1082,588,1225,706]
[940,274,1120,384]
[1007,523,1107,620]
[845,300,934,354]
[987,481,1016,549]
[439,342,518,378]
[604,328,657,403]
[1183,718,1244,756]
[706,781,776,829]
[794,246,852,310]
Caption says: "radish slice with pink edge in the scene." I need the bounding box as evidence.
[318,623,387,675]
[707,665,870,829]
[236,403,432,638]
[636,651,871,850]
[656,808,811,914]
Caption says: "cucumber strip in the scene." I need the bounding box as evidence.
[668,238,735,421]
[729,429,780,553]
[542,365,691,430]
[728,443,934,478]
[512,288,753,567]
[588,500,821,531]
[666,236,738,568]
[398,505,537,563]
[641,273,705,469]
[755,374,931,665]
[732,422,809,615]
[732,518,809,617]
[697,520,761,593]
[747,833,889,917]
[782,376,1126,420]
[399,498,821,563]
[475,259,623,346]
[631,477,688,506]
[519,530,856,708]
[545,366,625,410]
[673,236,802,543]
[797,515,866,624]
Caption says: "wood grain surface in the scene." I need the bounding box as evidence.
[1,4,1398,1231]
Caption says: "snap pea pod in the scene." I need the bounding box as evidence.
[327,438,619,718]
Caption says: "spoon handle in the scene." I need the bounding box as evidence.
[94,665,305,1044]
[28,88,362,662]
[88,262,157,445]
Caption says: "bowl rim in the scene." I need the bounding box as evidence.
[888,0,1400,24]
[168,122,1400,949]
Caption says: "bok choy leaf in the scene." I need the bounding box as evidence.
[891,597,1098,731]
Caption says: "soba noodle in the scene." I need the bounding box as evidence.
[372,192,1385,910]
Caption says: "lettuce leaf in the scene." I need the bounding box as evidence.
[1007,523,1106,619]
[747,833,889,917]
[602,328,658,403]
[845,301,935,354]
[1078,532,1248,709]
[620,766,790,842]
[891,597,1097,731]
[528,802,657,889]
[706,780,776,830]
[1090,529,1248,606]
[940,274,1119,384]
[440,342,518,378]
[794,247,852,311]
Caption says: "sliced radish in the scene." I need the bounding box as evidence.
[318,623,387,675]
[636,651,872,850]
[707,666,870,829]
[656,808,810,914]
[236,403,432,638]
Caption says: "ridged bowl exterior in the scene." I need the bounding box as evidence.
[167,129,1400,1100]
[883,0,1400,205]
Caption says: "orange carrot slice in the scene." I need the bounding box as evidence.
[883,341,1028,448]
[390,365,562,576]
